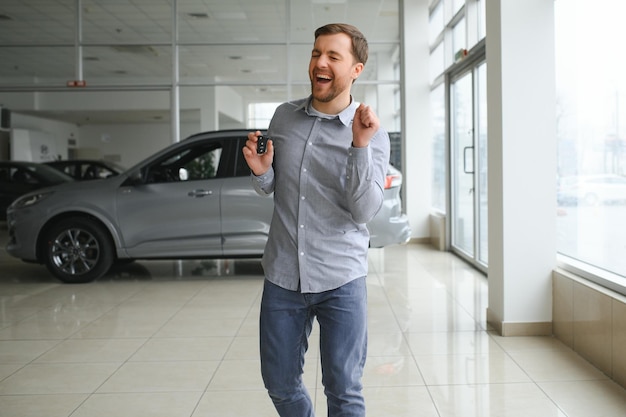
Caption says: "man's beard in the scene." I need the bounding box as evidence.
[311,84,338,103]
[310,76,351,103]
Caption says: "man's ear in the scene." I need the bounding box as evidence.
[352,62,364,80]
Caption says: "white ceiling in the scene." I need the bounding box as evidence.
[0,0,400,125]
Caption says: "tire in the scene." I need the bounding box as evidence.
[43,217,115,283]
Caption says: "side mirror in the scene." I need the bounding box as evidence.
[122,169,144,186]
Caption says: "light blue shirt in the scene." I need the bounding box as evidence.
[252,96,390,293]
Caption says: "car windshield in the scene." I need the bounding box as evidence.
[28,163,75,183]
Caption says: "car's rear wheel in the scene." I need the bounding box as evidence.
[43,218,114,283]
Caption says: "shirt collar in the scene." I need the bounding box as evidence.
[298,95,358,128]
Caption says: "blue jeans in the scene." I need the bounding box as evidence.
[260,278,368,417]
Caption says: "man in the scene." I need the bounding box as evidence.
[242,23,390,417]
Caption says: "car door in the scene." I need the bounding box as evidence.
[115,138,226,258]
[220,137,274,256]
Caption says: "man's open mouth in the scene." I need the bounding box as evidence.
[316,74,332,84]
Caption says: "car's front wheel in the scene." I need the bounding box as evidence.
[43,218,114,283]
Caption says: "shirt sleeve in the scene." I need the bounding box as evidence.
[345,129,390,224]
[251,166,275,196]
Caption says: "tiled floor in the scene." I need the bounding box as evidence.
[1,227,626,417]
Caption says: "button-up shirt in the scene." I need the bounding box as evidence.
[252,96,390,293]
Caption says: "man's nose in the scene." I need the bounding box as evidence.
[316,55,330,67]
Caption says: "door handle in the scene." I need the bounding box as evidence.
[463,146,474,174]
[188,189,212,197]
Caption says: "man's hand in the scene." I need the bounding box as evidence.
[242,130,274,176]
[352,103,380,148]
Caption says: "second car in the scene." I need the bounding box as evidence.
[6,130,411,283]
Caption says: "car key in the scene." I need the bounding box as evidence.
[257,135,268,154]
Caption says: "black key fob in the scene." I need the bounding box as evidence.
[257,135,268,154]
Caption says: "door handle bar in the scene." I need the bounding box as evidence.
[463,146,474,174]
[188,189,212,197]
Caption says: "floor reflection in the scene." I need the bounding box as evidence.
[1,224,626,417]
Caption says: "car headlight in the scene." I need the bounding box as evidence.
[10,191,54,209]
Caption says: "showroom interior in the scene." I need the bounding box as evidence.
[1,0,626,416]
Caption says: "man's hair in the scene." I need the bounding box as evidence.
[314,23,368,65]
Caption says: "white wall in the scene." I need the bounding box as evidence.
[486,0,557,334]
[78,123,172,168]
[401,0,432,240]
[0,84,247,167]
[10,113,77,161]
[11,129,57,162]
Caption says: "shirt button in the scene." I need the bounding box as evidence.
[303,168,307,173]
[300,224,304,228]
[301,196,305,200]
[300,252,304,256]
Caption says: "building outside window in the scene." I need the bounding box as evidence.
[555,0,626,291]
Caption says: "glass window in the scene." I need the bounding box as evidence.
[555,0,626,283]
[180,44,287,85]
[476,62,488,264]
[179,0,286,43]
[451,72,473,254]
[0,46,75,86]
[452,17,466,56]
[452,0,465,16]
[82,0,173,44]
[430,42,444,83]
[478,0,486,40]
[0,0,402,167]
[0,4,75,45]
[289,0,399,44]
[429,1,444,45]
[83,45,172,85]
[248,102,280,129]
[431,83,446,212]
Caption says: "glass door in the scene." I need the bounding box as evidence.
[451,71,474,256]
[450,62,488,270]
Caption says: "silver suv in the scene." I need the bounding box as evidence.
[6,130,411,283]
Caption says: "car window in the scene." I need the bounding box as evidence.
[184,148,222,180]
[57,164,78,178]
[145,143,224,184]
[235,138,252,177]
[10,167,40,185]
[0,167,10,183]
[82,164,116,180]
